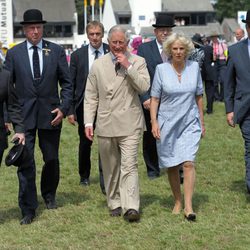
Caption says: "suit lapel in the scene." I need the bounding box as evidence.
[21,41,33,80]
[240,39,250,68]
[111,53,132,98]
[41,40,50,80]
[84,45,89,74]
[152,40,163,65]
[103,43,110,54]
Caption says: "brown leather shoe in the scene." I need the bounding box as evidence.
[124,209,140,222]
[110,207,122,217]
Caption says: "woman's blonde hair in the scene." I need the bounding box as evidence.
[163,33,194,59]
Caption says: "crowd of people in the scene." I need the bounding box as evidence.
[1,7,250,226]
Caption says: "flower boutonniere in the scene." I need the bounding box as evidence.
[42,45,51,56]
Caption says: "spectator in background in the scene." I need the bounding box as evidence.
[137,14,175,180]
[130,36,142,54]
[224,10,250,195]
[235,28,245,42]
[150,33,205,221]
[68,21,109,193]
[210,31,228,102]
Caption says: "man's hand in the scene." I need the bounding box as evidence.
[85,126,94,141]
[67,114,76,126]
[143,99,150,110]
[51,108,64,126]
[115,53,131,69]
[12,133,25,145]
[226,112,235,127]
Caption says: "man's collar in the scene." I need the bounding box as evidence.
[89,44,103,54]
[27,40,43,50]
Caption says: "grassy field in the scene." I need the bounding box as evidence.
[0,101,250,250]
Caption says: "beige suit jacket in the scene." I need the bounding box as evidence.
[84,52,150,137]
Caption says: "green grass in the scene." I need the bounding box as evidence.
[1,101,250,250]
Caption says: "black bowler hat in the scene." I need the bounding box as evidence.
[5,143,30,169]
[152,14,175,28]
[20,9,47,25]
[191,33,204,46]
[242,10,250,23]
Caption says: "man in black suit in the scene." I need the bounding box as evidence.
[137,14,175,179]
[0,62,33,224]
[68,21,109,192]
[0,65,25,166]
[224,10,250,193]
[5,9,72,223]
[202,43,216,114]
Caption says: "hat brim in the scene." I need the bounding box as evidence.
[192,40,203,47]
[5,144,24,166]
[152,24,176,28]
[20,20,47,25]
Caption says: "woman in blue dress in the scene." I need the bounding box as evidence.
[150,33,205,221]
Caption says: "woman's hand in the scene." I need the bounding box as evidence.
[201,123,205,138]
[151,120,160,140]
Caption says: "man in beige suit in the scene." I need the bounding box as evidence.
[84,25,150,222]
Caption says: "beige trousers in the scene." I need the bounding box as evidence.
[98,131,141,214]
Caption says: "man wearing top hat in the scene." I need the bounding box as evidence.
[224,10,250,194]
[5,9,72,224]
[137,14,175,179]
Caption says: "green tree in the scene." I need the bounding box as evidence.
[215,0,250,22]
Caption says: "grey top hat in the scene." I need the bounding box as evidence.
[20,9,47,25]
[242,10,250,23]
[152,14,175,28]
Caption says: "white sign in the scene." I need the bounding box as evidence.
[0,0,13,46]
[238,11,247,29]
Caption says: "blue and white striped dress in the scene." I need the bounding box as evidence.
[151,60,203,168]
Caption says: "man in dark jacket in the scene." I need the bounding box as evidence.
[5,9,72,222]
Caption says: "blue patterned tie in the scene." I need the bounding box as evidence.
[32,46,41,86]
[94,50,99,60]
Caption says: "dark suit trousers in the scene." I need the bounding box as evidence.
[17,130,38,216]
[214,60,226,101]
[204,80,215,113]
[240,112,250,191]
[0,149,3,166]
[76,102,105,190]
[142,108,160,177]
[23,128,61,204]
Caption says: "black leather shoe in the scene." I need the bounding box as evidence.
[101,188,106,195]
[45,199,57,209]
[110,207,122,217]
[80,178,90,186]
[20,214,35,225]
[124,209,140,222]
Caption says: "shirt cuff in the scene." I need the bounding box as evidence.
[85,123,93,127]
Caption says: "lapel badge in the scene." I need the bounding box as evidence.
[42,44,51,56]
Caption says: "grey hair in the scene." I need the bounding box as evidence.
[108,25,129,42]
[163,33,194,59]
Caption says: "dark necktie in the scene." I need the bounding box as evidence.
[94,50,99,60]
[32,46,41,85]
